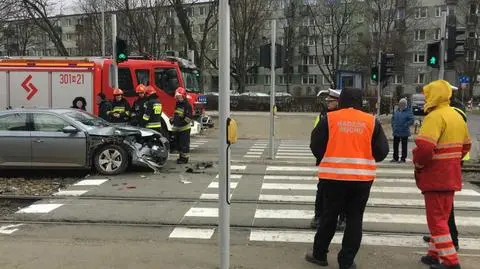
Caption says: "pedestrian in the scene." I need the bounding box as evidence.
[390,98,414,163]
[311,88,346,231]
[171,87,192,164]
[107,88,131,124]
[96,92,111,121]
[306,88,389,269]
[413,80,471,269]
[421,82,469,253]
[131,84,148,126]
[71,96,87,111]
[141,86,164,136]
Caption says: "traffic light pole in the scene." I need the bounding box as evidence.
[268,19,276,160]
[111,14,118,89]
[377,50,382,116]
[439,10,447,80]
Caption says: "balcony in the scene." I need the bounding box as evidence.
[298,65,308,74]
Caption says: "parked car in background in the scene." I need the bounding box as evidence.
[0,109,169,175]
[411,93,426,116]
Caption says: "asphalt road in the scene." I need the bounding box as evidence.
[1,138,480,268]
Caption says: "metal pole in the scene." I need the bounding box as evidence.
[269,19,276,160]
[439,10,447,80]
[111,14,118,88]
[377,49,382,116]
[218,0,231,268]
[101,0,105,57]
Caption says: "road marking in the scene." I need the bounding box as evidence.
[244,155,261,158]
[53,190,89,196]
[208,182,238,189]
[260,183,478,196]
[74,179,108,186]
[266,165,414,175]
[169,227,215,239]
[215,174,243,179]
[275,156,313,159]
[0,224,24,235]
[232,165,246,170]
[245,151,263,155]
[249,230,480,250]
[263,175,413,183]
[185,207,218,217]
[257,195,480,209]
[200,193,233,200]
[276,149,312,152]
[248,148,265,152]
[276,152,314,156]
[254,209,480,226]
[16,204,63,214]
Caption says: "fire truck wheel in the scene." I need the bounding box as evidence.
[94,144,129,175]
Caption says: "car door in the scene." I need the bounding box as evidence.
[0,112,31,167]
[31,112,87,167]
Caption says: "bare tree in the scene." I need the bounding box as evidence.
[169,0,218,77]
[20,0,69,56]
[75,0,111,56]
[307,0,364,88]
[230,0,273,92]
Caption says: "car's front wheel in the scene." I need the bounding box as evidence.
[94,145,129,175]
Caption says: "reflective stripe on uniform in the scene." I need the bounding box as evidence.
[172,124,191,132]
[321,157,376,166]
[146,122,161,128]
[437,247,457,256]
[143,115,150,121]
[432,152,462,160]
[112,106,125,113]
[432,234,452,243]
[175,108,184,116]
[314,115,320,128]
[318,167,376,176]
[153,103,162,114]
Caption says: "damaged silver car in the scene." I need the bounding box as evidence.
[0,109,169,175]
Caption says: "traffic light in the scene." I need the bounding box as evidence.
[446,14,465,62]
[259,43,283,69]
[371,66,378,82]
[116,37,128,63]
[426,42,440,68]
[381,53,395,79]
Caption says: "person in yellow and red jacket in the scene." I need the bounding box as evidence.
[107,88,131,123]
[306,88,389,269]
[413,80,471,269]
[171,87,192,164]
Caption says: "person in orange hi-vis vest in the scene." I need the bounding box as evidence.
[306,88,389,269]
[413,80,471,269]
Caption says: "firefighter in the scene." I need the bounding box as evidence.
[130,84,148,126]
[311,88,346,231]
[171,87,192,164]
[107,88,131,123]
[141,86,164,135]
[96,93,112,121]
[306,88,389,269]
[413,80,470,269]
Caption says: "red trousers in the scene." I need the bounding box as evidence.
[424,191,459,266]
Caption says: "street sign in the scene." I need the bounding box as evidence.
[459,75,470,84]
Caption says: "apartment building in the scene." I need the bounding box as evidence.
[1,0,478,96]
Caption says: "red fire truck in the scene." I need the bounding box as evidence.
[0,56,207,136]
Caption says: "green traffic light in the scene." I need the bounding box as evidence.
[118,53,127,60]
[372,74,377,80]
[429,56,437,65]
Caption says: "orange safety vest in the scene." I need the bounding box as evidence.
[318,108,376,181]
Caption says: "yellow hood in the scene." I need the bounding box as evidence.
[423,80,452,113]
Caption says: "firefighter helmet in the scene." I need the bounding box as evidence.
[135,84,147,93]
[113,88,124,95]
[145,85,156,95]
[175,87,187,97]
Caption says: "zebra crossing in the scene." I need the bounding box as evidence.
[170,162,480,250]
[190,139,210,150]
[243,140,268,159]
[274,140,414,162]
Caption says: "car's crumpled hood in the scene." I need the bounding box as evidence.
[86,125,160,137]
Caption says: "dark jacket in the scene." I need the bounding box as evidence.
[172,99,193,131]
[391,107,414,137]
[108,98,131,123]
[141,94,163,129]
[310,88,389,166]
[71,96,87,110]
[450,97,467,122]
[131,96,148,125]
[98,100,112,121]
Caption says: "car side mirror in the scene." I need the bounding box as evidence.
[63,126,78,134]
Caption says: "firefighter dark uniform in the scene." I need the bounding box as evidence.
[306,88,389,269]
[142,92,163,134]
[130,84,148,126]
[171,87,192,164]
[107,88,131,123]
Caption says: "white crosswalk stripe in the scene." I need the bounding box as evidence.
[190,139,209,150]
[244,141,268,159]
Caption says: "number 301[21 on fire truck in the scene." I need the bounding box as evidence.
[0,56,209,136]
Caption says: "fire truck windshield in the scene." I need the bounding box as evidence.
[182,69,201,93]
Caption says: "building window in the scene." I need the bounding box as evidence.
[308,36,315,46]
[415,30,426,41]
[302,75,318,85]
[199,7,205,16]
[415,7,427,18]
[265,75,271,85]
[413,53,425,63]
[279,75,292,85]
[324,35,332,45]
[303,55,315,65]
[435,6,442,17]
[434,28,440,40]
[247,76,256,85]
[416,73,425,84]
[393,75,403,84]
[340,55,348,65]
[324,55,332,65]
[323,75,330,85]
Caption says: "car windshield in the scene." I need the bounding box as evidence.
[182,69,201,93]
[412,94,425,102]
[64,111,110,128]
